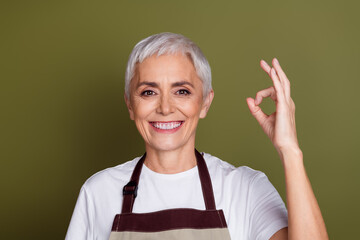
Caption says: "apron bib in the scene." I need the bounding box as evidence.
[109,149,231,240]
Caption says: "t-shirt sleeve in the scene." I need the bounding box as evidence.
[248,172,288,240]
[65,186,94,240]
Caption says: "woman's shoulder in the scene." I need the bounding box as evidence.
[81,155,142,191]
[202,151,267,182]
[203,152,280,204]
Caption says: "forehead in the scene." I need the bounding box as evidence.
[135,53,199,83]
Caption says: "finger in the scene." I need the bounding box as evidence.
[260,60,285,100]
[260,59,271,77]
[246,97,269,126]
[255,86,277,105]
[270,67,285,101]
[272,58,290,98]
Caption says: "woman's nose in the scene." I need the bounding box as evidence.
[156,94,175,115]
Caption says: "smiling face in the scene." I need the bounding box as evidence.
[125,53,214,153]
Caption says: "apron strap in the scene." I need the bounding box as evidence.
[195,149,216,210]
[121,149,216,213]
[121,152,146,214]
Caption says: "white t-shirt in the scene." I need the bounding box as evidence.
[66,152,288,240]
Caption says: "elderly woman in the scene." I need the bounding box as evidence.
[66,32,328,240]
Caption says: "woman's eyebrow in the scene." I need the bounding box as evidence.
[171,81,194,88]
[136,81,158,88]
[136,81,194,88]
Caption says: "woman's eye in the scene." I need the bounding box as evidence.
[141,90,155,96]
[177,89,191,95]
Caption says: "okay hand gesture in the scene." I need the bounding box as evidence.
[246,58,301,155]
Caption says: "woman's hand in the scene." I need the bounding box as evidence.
[247,58,329,240]
[246,58,301,156]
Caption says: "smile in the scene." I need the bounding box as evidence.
[150,121,184,130]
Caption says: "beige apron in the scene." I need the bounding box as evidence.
[109,149,231,240]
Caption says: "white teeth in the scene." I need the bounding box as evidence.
[152,122,182,130]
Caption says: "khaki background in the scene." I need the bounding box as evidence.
[1,0,359,239]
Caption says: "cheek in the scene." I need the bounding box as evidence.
[132,103,152,136]
[132,99,155,119]
[176,99,202,118]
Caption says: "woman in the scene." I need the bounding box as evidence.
[66,32,328,240]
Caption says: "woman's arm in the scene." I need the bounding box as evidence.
[246,58,328,240]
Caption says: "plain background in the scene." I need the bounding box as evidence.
[1,0,359,239]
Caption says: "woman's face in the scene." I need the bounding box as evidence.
[125,53,214,152]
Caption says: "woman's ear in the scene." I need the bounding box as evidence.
[124,93,135,120]
[200,89,214,119]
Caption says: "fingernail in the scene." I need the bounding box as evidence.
[274,58,279,64]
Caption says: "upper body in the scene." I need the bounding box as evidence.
[66,152,288,240]
[66,32,328,240]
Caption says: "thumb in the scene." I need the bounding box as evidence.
[246,97,268,126]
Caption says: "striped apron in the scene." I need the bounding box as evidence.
[109,149,231,240]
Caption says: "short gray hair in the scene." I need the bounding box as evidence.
[125,32,212,99]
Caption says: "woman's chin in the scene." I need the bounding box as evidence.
[147,141,186,152]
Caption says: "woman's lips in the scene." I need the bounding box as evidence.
[149,121,184,133]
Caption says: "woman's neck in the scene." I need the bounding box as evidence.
[144,144,197,174]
